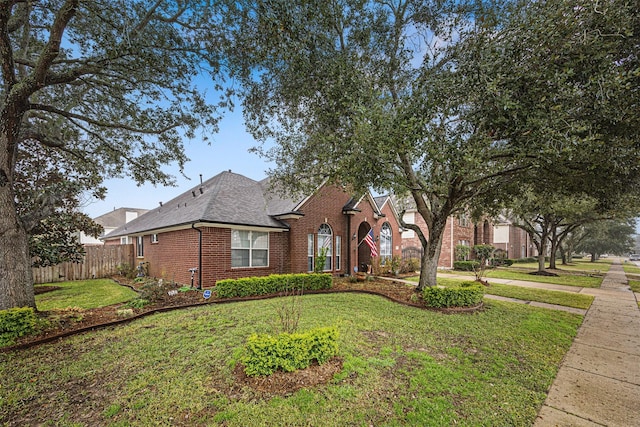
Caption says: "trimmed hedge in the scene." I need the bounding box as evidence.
[453,261,480,271]
[491,258,514,267]
[242,326,339,376]
[422,282,485,308]
[513,257,537,263]
[216,273,332,298]
[0,307,38,347]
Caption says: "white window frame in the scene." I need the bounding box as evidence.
[318,224,333,271]
[231,230,269,268]
[335,236,341,271]
[307,234,314,272]
[380,223,392,262]
[136,236,144,258]
[151,233,158,243]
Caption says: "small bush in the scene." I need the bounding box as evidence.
[242,326,339,376]
[422,284,484,308]
[491,258,514,267]
[400,257,420,274]
[125,298,150,309]
[0,307,38,346]
[216,274,332,298]
[453,261,480,271]
[138,278,177,302]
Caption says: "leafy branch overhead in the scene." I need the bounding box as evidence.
[0,1,233,309]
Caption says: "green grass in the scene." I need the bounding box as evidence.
[509,258,612,273]
[35,279,138,311]
[622,261,640,276]
[432,277,593,309]
[484,283,592,309]
[439,265,603,288]
[0,293,582,426]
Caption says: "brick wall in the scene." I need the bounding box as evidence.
[134,226,289,287]
[287,185,352,275]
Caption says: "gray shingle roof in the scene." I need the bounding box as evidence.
[105,171,290,238]
[93,208,149,228]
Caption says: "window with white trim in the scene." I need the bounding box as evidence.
[380,222,392,261]
[318,224,332,271]
[151,234,158,243]
[307,234,314,272]
[231,230,269,268]
[335,236,341,271]
[136,236,144,257]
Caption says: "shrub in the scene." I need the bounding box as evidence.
[422,284,484,308]
[0,307,38,346]
[513,257,537,264]
[215,273,332,298]
[125,298,150,309]
[490,258,514,267]
[400,257,420,274]
[138,278,177,302]
[455,244,471,261]
[242,326,339,376]
[453,261,480,271]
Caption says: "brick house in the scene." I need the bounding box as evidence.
[104,170,402,287]
[492,216,537,259]
[400,203,494,268]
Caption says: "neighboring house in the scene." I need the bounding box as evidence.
[103,170,402,287]
[399,202,494,268]
[79,207,149,245]
[492,216,537,259]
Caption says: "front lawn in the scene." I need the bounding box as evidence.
[0,293,581,426]
[35,279,138,311]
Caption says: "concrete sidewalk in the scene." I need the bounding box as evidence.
[534,260,640,426]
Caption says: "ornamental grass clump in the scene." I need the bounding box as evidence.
[422,282,484,308]
[242,326,339,376]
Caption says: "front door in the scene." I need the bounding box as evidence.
[357,222,372,273]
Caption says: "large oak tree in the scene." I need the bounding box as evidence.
[229,0,639,290]
[0,0,230,310]
[229,0,528,291]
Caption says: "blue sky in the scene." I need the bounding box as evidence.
[82,107,272,219]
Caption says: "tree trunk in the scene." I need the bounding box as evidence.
[1,107,35,309]
[0,175,35,310]
[416,217,445,292]
[548,239,558,269]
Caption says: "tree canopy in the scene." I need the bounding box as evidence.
[0,0,231,310]
[228,0,640,289]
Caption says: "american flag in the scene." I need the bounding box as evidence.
[364,228,378,257]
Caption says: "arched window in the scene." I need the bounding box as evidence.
[318,223,333,271]
[380,222,392,261]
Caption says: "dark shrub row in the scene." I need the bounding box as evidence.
[216,273,332,298]
[452,261,480,271]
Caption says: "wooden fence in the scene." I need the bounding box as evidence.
[32,244,135,284]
